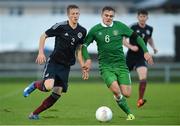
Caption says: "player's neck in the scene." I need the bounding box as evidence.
[68,20,78,29]
[138,22,146,28]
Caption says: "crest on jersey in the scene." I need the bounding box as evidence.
[78,32,83,38]
[113,30,118,36]
[146,30,150,35]
[98,32,102,36]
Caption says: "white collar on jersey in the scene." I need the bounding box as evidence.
[101,21,113,27]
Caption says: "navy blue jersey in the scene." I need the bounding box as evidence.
[127,23,153,59]
[45,21,87,66]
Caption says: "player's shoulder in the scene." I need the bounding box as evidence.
[113,21,129,28]
[89,23,102,32]
[77,23,87,33]
[130,22,138,28]
[114,20,125,25]
[145,24,153,30]
[93,23,101,29]
[51,21,67,29]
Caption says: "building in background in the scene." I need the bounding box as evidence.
[0,0,180,81]
[0,0,135,16]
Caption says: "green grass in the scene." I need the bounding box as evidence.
[0,80,180,125]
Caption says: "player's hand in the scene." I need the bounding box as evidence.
[83,59,92,72]
[82,69,89,80]
[36,53,46,64]
[131,45,139,52]
[153,48,158,54]
[144,52,154,65]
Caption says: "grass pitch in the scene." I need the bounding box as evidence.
[0,79,180,125]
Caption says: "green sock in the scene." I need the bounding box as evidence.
[116,96,131,115]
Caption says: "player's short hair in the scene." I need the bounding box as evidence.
[102,6,115,13]
[137,9,148,15]
[67,4,79,14]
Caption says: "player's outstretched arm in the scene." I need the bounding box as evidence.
[36,33,47,65]
[148,38,158,54]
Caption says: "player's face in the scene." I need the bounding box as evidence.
[102,10,114,26]
[137,14,148,25]
[68,8,80,24]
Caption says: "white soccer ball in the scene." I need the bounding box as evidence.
[95,106,113,122]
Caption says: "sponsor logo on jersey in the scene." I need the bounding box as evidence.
[64,33,69,36]
[77,32,83,38]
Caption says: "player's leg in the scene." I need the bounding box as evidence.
[117,70,135,120]
[29,86,62,119]
[29,64,70,119]
[101,69,134,120]
[120,85,135,120]
[23,79,53,97]
[109,82,131,115]
[23,61,54,97]
[136,66,147,107]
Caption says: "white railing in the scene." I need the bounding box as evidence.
[0,63,180,83]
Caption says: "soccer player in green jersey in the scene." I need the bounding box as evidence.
[82,6,154,120]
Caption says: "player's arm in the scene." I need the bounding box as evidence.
[148,38,158,54]
[36,23,59,64]
[82,44,92,72]
[82,29,95,72]
[36,33,48,64]
[122,37,139,52]
[130,32,154,65]
[120,22,153,64]
[76,44,89,80]
[120,22,147,53]
[76,44,84,68]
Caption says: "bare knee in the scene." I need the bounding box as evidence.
[120,85,132,98]
[44,79,54,91]
[122,92,131,98]
[109,82,121,97]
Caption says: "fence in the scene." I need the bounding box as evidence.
[0,63,180,83]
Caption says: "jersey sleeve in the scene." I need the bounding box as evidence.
[45,23,61,37]
[82,28,95,60]
[136,36,148,53]
[149,27,153,38]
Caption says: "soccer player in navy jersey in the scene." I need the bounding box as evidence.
[123,9,158,108]
[23,5,87,119]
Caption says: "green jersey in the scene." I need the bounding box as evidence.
[83,21,148,69]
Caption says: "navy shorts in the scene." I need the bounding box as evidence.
[43,61,70,93]
[126,58,147,71]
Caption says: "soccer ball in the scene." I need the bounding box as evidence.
[95,106,113,122]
